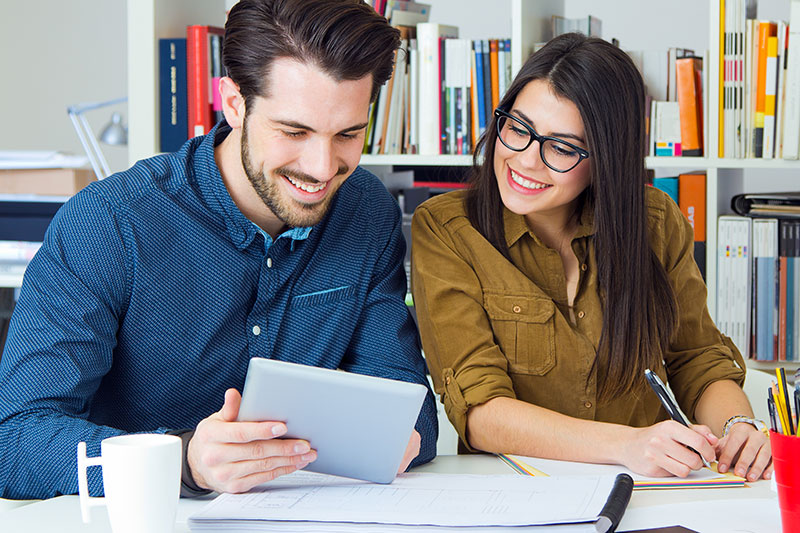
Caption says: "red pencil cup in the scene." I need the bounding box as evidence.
[771,430,800,533]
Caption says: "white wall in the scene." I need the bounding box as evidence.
[0,0,129,175]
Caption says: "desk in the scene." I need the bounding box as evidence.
[0,455,781,532]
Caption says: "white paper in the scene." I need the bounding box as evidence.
[188,471,617,530]
[0,151,88,169]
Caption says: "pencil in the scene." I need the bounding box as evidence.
[778,368,795,435]
[772,381,790,436]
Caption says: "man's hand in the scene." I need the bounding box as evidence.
[715,422,772,481]
[397,430,421,473]
[187,388,317,493]
[620,421,717,478]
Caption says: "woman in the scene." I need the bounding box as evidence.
[411,33,772,481]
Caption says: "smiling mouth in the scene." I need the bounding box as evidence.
[510,169,552,190]
[284,175,328,194]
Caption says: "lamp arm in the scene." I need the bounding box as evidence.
[68,111,107,180]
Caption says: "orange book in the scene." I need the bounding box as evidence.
[676,57,704,156]
[753,22,777,157]
[678,172,706,242]
[490,39,500,111]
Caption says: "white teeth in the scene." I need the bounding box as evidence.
[286,176,327,193]
[511,170,551,190]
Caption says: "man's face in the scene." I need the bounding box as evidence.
[240,58,373,228]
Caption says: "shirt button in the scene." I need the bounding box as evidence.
[581,263,588,272]
[584,401,592,409]
[252,325,261,336]
[512,305,522,313]
[577,310,586,319]
[266,257,273,268]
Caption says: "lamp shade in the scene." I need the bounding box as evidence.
[99,112,128,146]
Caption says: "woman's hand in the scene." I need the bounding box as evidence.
[715,422,772,481]
[619,420,717,477]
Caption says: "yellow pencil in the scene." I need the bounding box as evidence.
[775,372,791,436]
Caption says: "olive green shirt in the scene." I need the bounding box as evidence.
[411,187,745,451]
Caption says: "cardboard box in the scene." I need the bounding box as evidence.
[0,167,96,196]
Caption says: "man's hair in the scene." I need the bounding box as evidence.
[222,0,400,106]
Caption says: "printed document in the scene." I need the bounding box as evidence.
[188,471,617,531]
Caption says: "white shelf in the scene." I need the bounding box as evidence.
[360,154,474,166]
[0,274,23,289]
[647,157,800,169]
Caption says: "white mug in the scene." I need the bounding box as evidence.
[77,434,182,533]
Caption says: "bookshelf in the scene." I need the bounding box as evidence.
[126,0,229,165]
[124,1,800,371]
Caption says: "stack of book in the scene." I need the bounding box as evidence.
[364,24,512,156]
[718,193,800,362]
[718,0,800,160]
[158,25,225,153]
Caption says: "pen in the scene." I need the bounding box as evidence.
[794,386,800,437]
[768,394,778,433]
[644,369,712,469]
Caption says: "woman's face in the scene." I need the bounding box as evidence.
[493,79,592,227]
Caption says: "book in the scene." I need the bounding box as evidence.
[158,38,188,153]
[783,0,800,159]
[717,215,752,359]
[489,39,500,112]
[651,177,679,205]
[654,101,682,156]
[499,455,746,489]
[679,172,706,277]
[186,25,225,139]
[731,192,800,218]
[752,218,779,361]
[473,40,486,137]
[676,57,704,156]
[752,21,777,158]
[763,35,779,159]
[416,23,458,154]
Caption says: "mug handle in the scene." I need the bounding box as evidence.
[77,441,106,523]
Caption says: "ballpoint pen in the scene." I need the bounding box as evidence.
[644,369,712,469]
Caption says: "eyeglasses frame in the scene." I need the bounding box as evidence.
[493,108,590,173]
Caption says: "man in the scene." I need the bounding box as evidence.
[0,0,437,499]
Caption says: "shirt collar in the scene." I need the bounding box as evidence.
[194,121,313,251]
[503,195,595,248]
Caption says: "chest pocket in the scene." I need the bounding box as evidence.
[290,285,355,308]
[483,291,556,376]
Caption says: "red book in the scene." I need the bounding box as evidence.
[187,25,225,139]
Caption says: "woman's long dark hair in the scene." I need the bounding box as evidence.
[466,33,678,402]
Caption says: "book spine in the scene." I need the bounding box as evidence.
[158,38,188,152]
[186,25,209,138]
[481,40,492,130]
[676,57,703,156]
[763,36,779,159]
[474,40,486,136]
[489,39,500,111]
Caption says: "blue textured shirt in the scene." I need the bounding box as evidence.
[0,124,437,499]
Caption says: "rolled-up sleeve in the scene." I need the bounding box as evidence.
[411,204,515,449]
[655,190,746,421]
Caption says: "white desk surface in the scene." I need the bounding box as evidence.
[0,454,781,533]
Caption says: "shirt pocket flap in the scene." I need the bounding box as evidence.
[483,292,555,323]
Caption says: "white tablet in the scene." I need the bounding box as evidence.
[237,358,428,484]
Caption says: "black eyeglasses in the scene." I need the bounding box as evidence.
[494,108,590,173]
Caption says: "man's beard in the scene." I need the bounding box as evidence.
[240,115,349,229]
